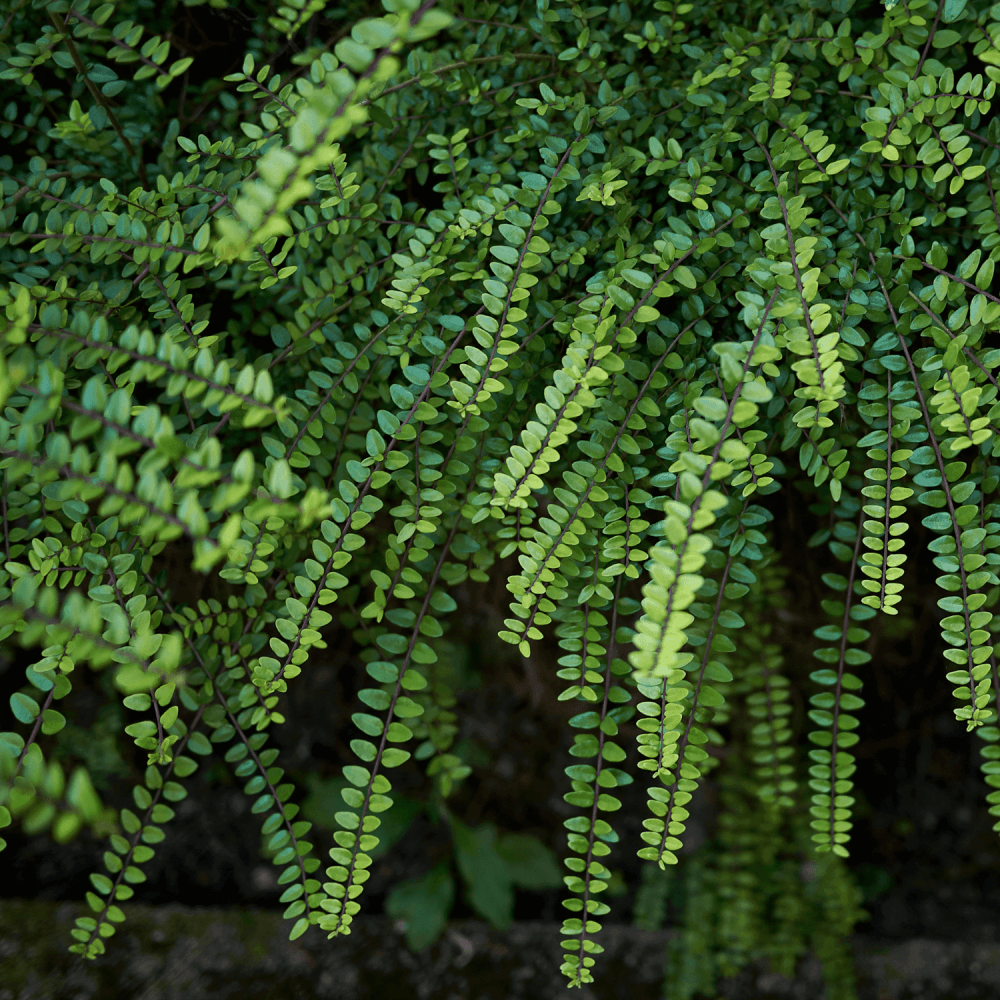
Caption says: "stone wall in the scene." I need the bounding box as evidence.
[3,898,1000,1000]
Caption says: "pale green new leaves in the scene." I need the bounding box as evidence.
[214,2,453,261]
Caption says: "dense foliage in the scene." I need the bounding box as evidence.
[3,0,1000,993]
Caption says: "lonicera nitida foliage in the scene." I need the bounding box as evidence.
[3,0,1000,991]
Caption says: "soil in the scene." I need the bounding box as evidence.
[4,898,1000,1000]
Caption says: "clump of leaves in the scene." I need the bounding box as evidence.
[2,0,1000,995]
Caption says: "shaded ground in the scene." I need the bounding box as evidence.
[5,898,1000,1000]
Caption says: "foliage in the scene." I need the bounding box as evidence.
[386,810,564,948]
[2,0,1000,993]
[299,772,563,949]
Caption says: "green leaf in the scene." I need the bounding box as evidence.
[922,512,953,532]
[381,748,412,768]
[449,817,513,929]
[386,863,454,950]
[621,268,653,289]
[267,459,294,499]
[41,709,66,735]
[369,104,393,129]
[496,833,562,889]
[10,693,39,724]
[941,0,968,21]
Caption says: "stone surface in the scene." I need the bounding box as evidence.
[2,898,1000,999]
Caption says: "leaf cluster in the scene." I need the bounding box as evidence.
[4,0,1000,993]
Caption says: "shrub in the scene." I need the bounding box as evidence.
[2,0,999,994]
